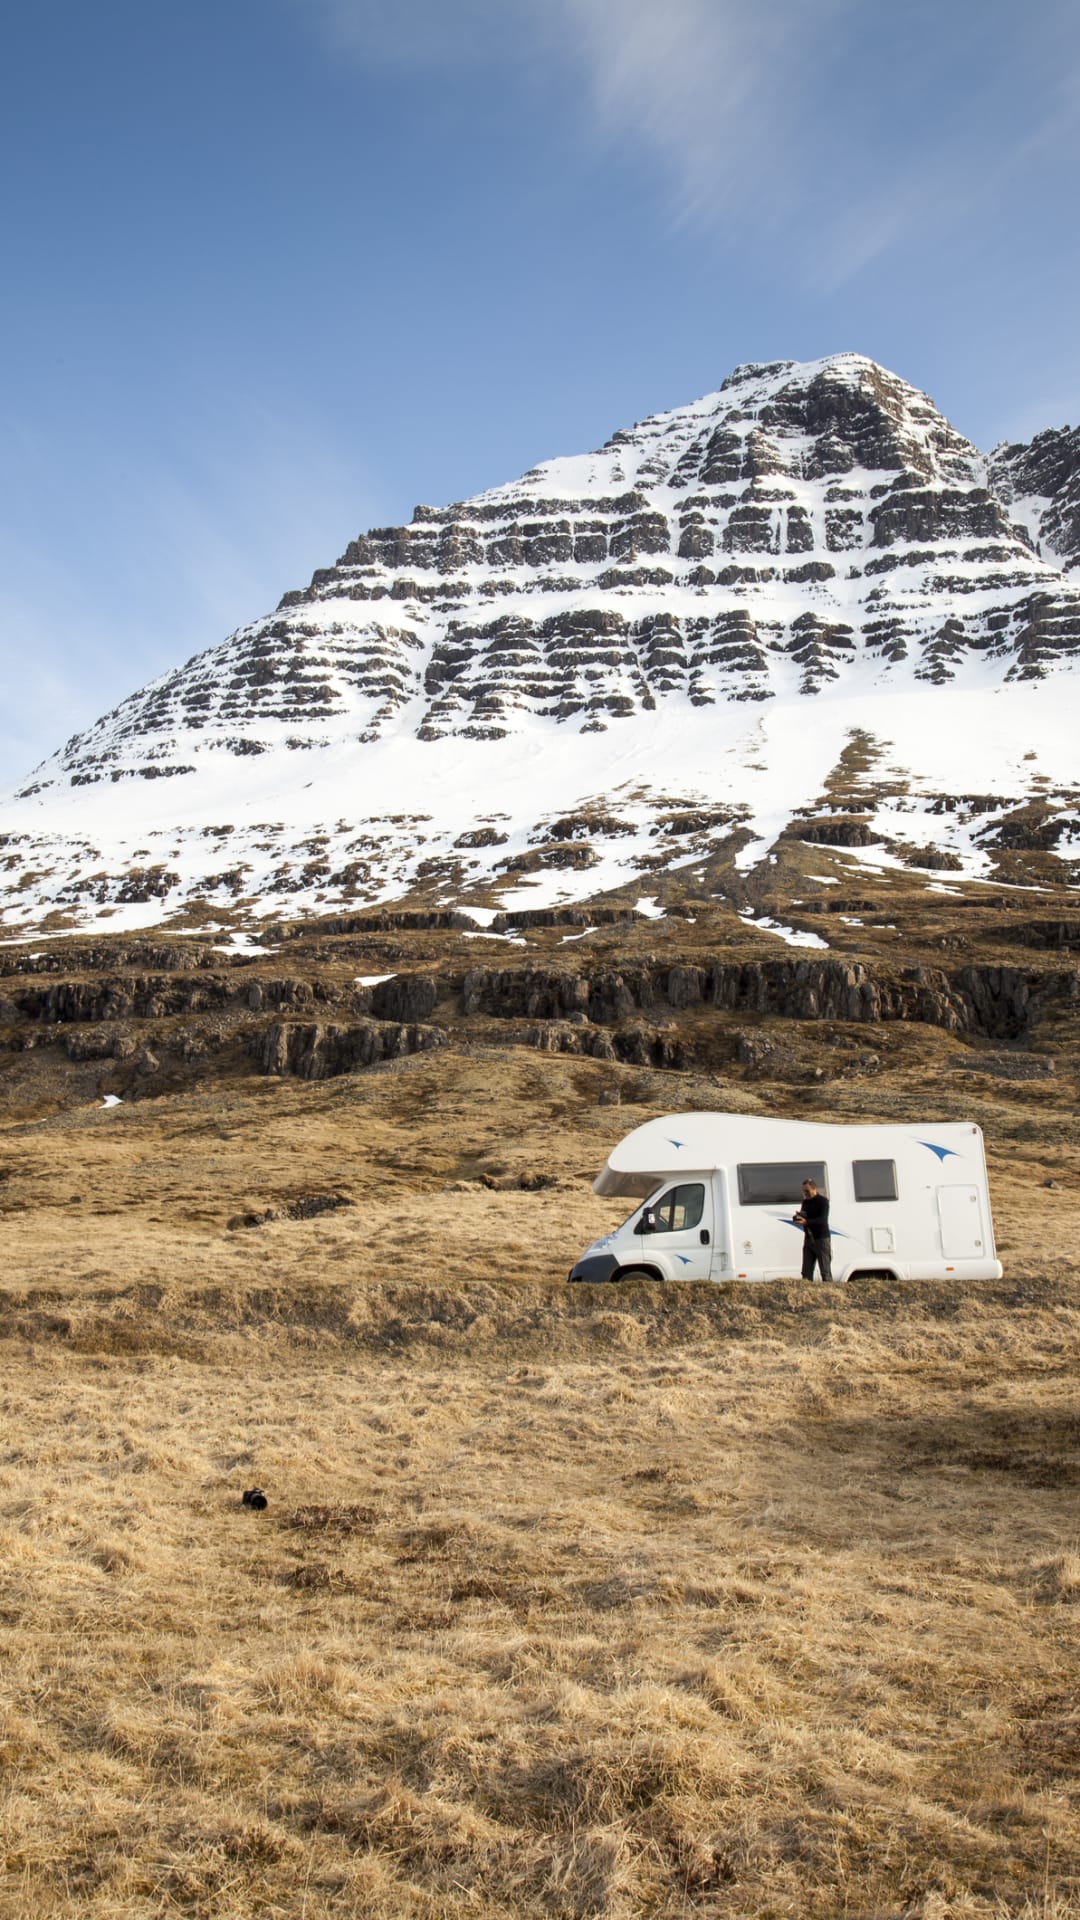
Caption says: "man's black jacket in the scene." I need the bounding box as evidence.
[800,1194,830,1240]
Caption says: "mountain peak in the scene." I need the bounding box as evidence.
[721,349,879,388]
[3,354,1080,937]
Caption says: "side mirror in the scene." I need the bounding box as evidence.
[637,1209,655,1234]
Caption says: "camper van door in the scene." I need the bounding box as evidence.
[937,1184,986,1259]
[635,1178,715,1280]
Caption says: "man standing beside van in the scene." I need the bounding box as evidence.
[794,1178,832,1283]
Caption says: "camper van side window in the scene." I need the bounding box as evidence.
[853,1159,898,1202]
[652,1184,705,1231]
[737,1162,828,1206]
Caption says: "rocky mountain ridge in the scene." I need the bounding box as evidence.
[2,352,1080,937]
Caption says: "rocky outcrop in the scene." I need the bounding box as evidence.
[991,425,1080,574]
[252,1019,447,1079]
[278,910,479,939]
[491,906,638,931]
[0,941,234,978]
[2,973,345,1026]
[783,816,878,848]
[518,1022,690,1068]
[0,968,442,1035]
[369,974,439,1022]
[1004,921,1080,950]
[461,957,1074,1039]
[5,942,1074,1075]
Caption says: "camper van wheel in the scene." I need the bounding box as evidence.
[846,1268,899,1284]
[614,1267,664,1285]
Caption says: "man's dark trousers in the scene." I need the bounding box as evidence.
[802,1233,832,1282]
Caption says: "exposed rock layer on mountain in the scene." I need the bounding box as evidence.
[3,895,1078,1111]
[2,353,1080,935]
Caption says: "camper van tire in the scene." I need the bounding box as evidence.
[846,1268,899,1283]
[614,1266,664,1285]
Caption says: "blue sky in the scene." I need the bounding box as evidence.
[3,0,1078,782]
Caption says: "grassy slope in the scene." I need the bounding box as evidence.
[2,1050,1080,1918]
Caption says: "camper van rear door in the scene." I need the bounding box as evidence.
[937,1185,984,1258]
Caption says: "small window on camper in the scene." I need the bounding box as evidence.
[650,1183,705,1232]
[737,1162,828,1206]
[853,1158,898,1202]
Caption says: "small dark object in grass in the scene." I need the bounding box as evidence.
[242,1488,268,1510]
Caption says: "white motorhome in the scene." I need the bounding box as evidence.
[569,1112,1002,1284]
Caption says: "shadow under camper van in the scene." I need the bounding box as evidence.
[568,1112,1002,1285]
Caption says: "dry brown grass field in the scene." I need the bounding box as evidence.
[2,1033,1079,1920]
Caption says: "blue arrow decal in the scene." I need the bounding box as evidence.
[767,1212,850,1239]
[667,1138,685,1149]
[918,1140,961,1162]
[675,1255,692,1265]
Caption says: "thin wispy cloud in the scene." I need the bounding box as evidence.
[556,0,1080,285]
[300,0,1080,288]
[300,0,854,233]
[550,0,855,232]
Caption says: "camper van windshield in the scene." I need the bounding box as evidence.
[738,1161,828,1206]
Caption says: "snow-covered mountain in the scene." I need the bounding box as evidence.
[3,352,1080,937]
